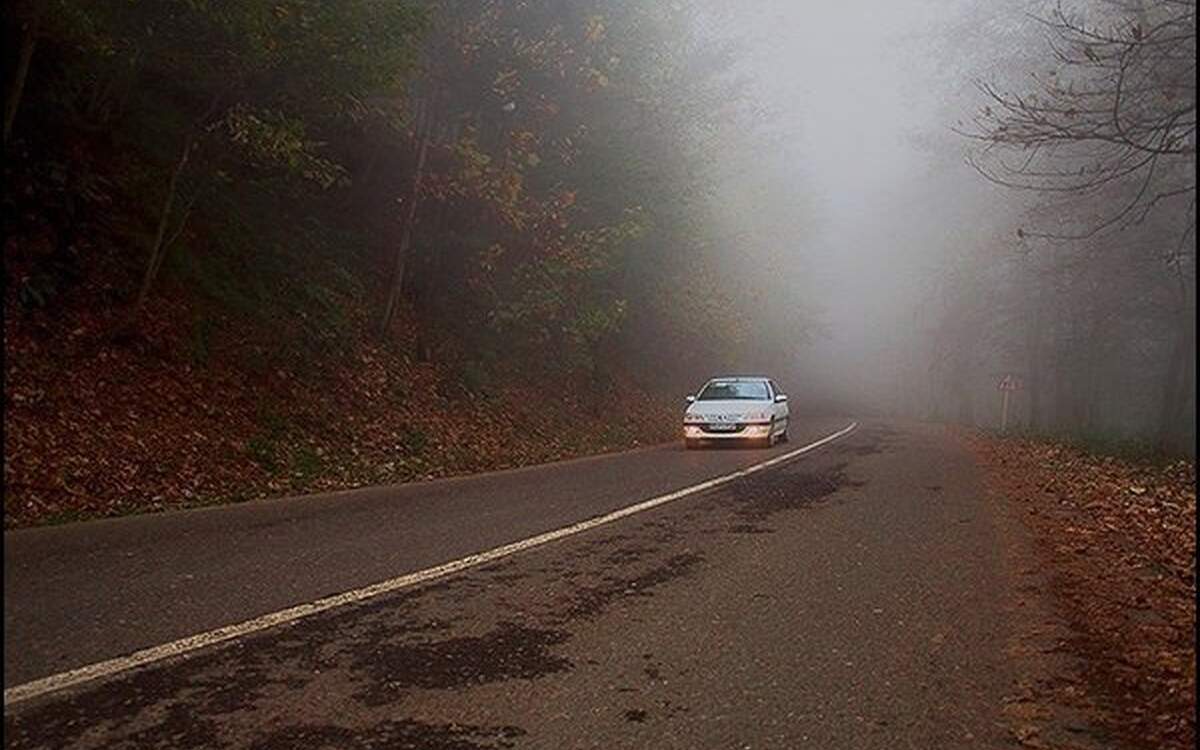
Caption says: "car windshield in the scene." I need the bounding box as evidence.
[697,381,770,401]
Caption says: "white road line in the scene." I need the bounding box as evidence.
[4,421,858,707]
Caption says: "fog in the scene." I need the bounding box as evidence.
[697,2,990,402]
[697,0,1195,451]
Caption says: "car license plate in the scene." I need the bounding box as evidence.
[707,423,738,432]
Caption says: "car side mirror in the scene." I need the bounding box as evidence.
[774,393,788,403]
[685,395,696,404]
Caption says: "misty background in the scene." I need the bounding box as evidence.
[2,0,1194,525]
[701,0,1195,453]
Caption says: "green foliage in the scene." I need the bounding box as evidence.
[27,0,427,312]
[291,445,322,481]
[461,360,492,396]
[161,172,367,362]
[247,434,278,472]
[1000,426,1172,466]
[40,507,93,527]
[398,427,428,456]
[50,1,427,110]
[169,245,260,321]
[1066,433,1171,466]
[480,210,646,367]
[11,0,795,419]
[248,406,291,473]
[407,0,774,380]
[222,106,348,188]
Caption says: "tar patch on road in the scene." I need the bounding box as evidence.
[350,622,572,701]
[6,646,263,749]
[728,462,854,523]
[557,553,704,621]
[712,453,867,535]
[828,424,898,457]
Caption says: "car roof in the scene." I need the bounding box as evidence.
[707,376,770,382]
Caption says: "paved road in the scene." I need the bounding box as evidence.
[4,417,850,688]
[4,418,1029,748]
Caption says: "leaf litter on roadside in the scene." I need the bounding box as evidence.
[962,429,1195,750]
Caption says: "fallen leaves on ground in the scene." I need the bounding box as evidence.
[962,429,1196,750]
[3,270,679,529]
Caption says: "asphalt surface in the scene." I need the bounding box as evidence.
[4,417,849,688]
[5,418,1031,748]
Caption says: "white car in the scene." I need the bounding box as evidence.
[682,376,790,449]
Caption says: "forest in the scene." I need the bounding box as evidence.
[922,0,1196,456]
[3,0,1195,527]
[4,1,804,525]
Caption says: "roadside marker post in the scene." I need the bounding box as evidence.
[997,374,1021,433]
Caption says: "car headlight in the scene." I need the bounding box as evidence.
[744,411,770,422]
[684,413,706,423]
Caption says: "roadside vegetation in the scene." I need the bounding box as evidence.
[2,2,809,527]
[881,0,1196,457]
[965,428,1195,749]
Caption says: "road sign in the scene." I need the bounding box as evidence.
[998,375,1022,392]
[997,374,1022,433]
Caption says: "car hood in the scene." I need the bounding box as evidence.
[685,400,772,419]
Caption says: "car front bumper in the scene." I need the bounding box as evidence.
[683,423,772,441]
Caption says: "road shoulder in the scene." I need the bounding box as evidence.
[959,427,1196,750]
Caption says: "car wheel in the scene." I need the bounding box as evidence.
[779,430,789,444]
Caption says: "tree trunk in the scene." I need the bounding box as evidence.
[1157,306,1196,453]
[1052,350,1073,435]
[952,353,974,425]
[1155,259,1196,453]
[3,10,40,146]
[957,385,974,425]
[378,133,431,337]
[124,87,229,322]
[131,135,193,314]
[1026,289,1045,431]
[412,198,452,362]
[1080,310,1105,433]
[1181,317,1197,456]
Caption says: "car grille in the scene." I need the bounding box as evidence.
[699,423,747,434]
